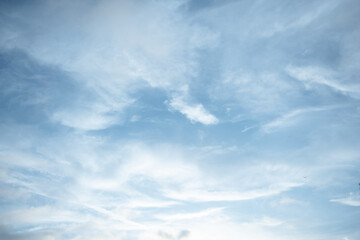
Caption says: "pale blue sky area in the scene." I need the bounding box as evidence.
[0,0,360,239]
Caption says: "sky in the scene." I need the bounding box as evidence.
[0,0,360,239]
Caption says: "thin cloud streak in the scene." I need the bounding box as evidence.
[286,65,360,97]
[262,106,337,133]
[156,208,224,221]
[331,195,360,207]
[164,182,303,202]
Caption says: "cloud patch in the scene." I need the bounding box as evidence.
[331,194,360,207]
[286,65,360,98]
[168,96,218,125]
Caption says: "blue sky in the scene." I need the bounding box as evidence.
[0,0,360,239]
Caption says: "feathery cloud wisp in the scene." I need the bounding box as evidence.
[168,97,219,125]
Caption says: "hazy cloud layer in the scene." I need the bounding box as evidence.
[1,0,360,239]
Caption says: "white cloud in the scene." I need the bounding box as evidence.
[262,106,334,133]
[286,65,360,97]
[122,198,180,209]
[261,2,336,37]
[79,203,146,230]
[217,71,293,113]
[1,0,360,239]
[0,0,219,130]
[156,216,303,240]
[168,97,218,125]
[331,194,360,207]
[156,208,224,221]
[2,206,85,226]
[273,197,306,206]
[52,109,117,131]
[262,109,306,133]
[244,216,283,227]
[164,182,302,202]
[120,143,201,183]
[1,135,312,240]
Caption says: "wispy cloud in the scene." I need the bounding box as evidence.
[164,182,302,202]
[0,0,219,130]
[243,216,283,227]
[262,106,335,133]
[218,71,293,113]
[1,0,360,239]
[168,96,219,125]
[156,208,224,221]
[331,194,360,207]
[286,65,360,97]
[53,108,118,130]
[261,2,337,37]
